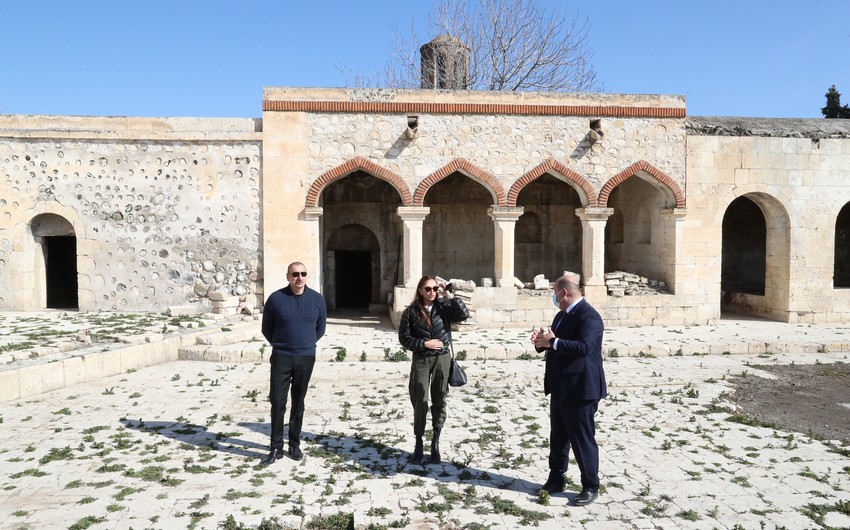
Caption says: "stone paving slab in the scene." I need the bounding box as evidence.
[1,337,849,529]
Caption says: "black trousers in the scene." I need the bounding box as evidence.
[269,354,315,450]
[549,398,600,491]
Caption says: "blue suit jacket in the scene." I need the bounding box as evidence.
[540,298,607,401]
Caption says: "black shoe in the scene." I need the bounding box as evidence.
[574,489,598,506]
[288,445,303,461]
[430,428,441,464]
[410,437,424,465]
[540,474,565,494]
[260,447,284,466]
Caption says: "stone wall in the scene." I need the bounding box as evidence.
[0,116,263,312]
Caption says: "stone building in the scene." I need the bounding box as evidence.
[2,89,849,326]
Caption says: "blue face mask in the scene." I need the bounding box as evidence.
[552,292,561,309]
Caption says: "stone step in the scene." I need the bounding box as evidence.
[194,319,262,346]
[178,341,268,363]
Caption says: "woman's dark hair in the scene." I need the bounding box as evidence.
[410,275,436,328]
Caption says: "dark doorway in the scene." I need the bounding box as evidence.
[722,196,766,295]
[46,236,78,309]
[334,250,371,308]
[835,202,850,288]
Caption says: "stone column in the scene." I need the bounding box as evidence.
[303,207,324,293]
[575,208,613,300]
[397,207,430,288]
[487,206,524,287]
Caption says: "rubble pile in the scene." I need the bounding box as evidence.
[604,271,669,296]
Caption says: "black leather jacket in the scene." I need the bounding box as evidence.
[398,297,470,355]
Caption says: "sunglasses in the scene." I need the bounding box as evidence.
[422,286,440,293]
[289,271,308,278]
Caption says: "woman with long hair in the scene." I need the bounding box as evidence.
[398,275,470,464]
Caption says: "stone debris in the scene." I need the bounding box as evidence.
[605,271,668,296]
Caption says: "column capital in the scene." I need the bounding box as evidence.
[575,207,614,222]
[396,206,430,222]
[487,206,524,222]
[661,208,687,220]
[303,206,324,221]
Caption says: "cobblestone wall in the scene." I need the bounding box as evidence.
[0,117,262,312]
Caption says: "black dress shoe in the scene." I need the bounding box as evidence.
[260,447,283,466]
[540,475,565,494]
[288,445,303,461]
[574,489,598,506]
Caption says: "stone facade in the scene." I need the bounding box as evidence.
[0,116,263,313]
[2,90,850,327]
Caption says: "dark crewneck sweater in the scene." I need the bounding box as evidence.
[261,285,327,356]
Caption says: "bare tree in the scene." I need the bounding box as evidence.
[384,0,600,92]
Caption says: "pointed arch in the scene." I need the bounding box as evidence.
[598,161,685,209]
[508,158,596,207]
[305,156,412,207]
[413,159,506,206]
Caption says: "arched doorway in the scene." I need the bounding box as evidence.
[514,173,583,282]
[720,193,791,319]
[31,214,79,309]
[603,176,673,285]
[722,196,766,296]
[423,171,495,282]
[318,169,403,312]
[835,202,850,288]
[326,224,380,309]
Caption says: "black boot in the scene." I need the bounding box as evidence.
[410,437,424,464]
[430,428,441,464]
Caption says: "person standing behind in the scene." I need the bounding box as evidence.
[398,276,469,464]
[260,262,327,465]
[531,273,606,506]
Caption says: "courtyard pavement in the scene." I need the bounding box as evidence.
[0,311,849,529]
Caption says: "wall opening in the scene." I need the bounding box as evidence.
[835,202,850,288]
[319,171,402,311]
[333,250,372,308]
[423,172,495,282]
[325,223,381,311]
[603,176,672,284]
[45,236,79,309]
[722,196,766,296]
[514,173,582,282]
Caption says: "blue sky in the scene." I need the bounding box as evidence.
[1,0,848,119]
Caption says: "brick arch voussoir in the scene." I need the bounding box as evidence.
[413,159,506,207]
[305,156,412,207]
[598,160,685,208]
[508,158,597,207]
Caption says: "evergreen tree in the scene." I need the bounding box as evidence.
[822,85,850,118]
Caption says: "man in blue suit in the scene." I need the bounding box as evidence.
[532,272,606,506]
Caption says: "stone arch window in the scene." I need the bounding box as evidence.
[835,202,850,288]
[30,213,78,309]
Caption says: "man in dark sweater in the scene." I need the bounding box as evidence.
[260,262,327,465]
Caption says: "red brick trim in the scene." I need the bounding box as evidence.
[598,161,685,208]
[508,159,597,207]
[413,159,506,207]
[305,157,413,207]
[263,100,685,118]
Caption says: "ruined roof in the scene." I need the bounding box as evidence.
[687,116,850,139]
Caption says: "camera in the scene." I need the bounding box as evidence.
[444,283,453,293]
